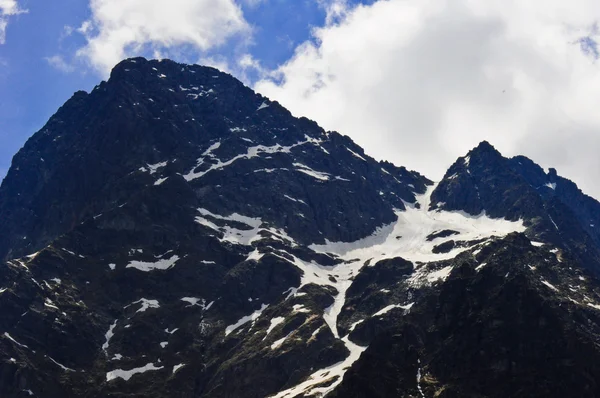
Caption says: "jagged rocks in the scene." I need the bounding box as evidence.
[2,58,600,398]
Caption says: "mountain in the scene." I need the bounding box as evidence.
[1,57,600,398]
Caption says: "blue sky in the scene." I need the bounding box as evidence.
[2,0,600,199]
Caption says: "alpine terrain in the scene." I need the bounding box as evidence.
[2,57,600,398]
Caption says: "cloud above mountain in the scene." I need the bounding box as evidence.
[76,0,250,74]
[256,0,600,198]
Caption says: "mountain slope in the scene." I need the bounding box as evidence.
[1,58,600,398]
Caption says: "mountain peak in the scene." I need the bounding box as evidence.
[431,140,545,220]
[472,139,496,152]
[466,140,503,162]
[110,57,222,76]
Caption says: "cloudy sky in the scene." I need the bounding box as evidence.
[1,0,600,198]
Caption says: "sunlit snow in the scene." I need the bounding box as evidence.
[264,316,286,338]
[309,184,526,264]
[269,336,366,398]
[184,137,324,181]
[270,332,292,350]
[3,332,33,352]
[126,255,179,272]
[373,302,414,317]
[195,208,297,247]
[180,297,213,310]
[225,304,269,336]
[257,101,270,111]
[102,320,118,353]
[541,280,559,292]
[172,363,185,374]
[125,298,160,313]
[106,363,163,381]
[293,163,330,181]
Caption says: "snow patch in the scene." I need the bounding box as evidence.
[283,195,308,205]
[541,280,559,292]
[195,208,296,248]
[44,298,59,311]
[102,320,118,353]
[106,363,163,382]
[348,320,364,332]
[293,163,330,181]
[373,302,414,317]
[180,297,213,310]
[184,138,319,181]
[293,304,310,313]
[125,299,160,313]
[47,356,75,372]
[173,363,185,374]
[346,147,367,161]
[257,101,270,110]
[265,317,286,338]
[126,255,179,272]
[225,304,268,336]
[246,248,264,262]
[416,358,426,398]
[271,333,292,350]
[3,333,33,352]
[425,266,454,284]
[140,161,167,175]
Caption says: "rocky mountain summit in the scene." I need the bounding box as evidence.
[2,58,600,397]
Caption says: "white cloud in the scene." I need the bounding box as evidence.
[45,55,75,73]
[318,0,350,25]
[0,0,27,44]
[235,53,266,82]
[76,0,250,75]
[198,55,232,74]
[256,0,600,199]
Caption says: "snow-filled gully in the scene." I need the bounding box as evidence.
[268,184,526,397]
[202,185,524,397]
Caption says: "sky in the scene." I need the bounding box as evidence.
[1,0,600,198]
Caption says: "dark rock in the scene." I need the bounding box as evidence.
[426,229,460,241]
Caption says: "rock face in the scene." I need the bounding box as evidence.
[431,141,600,274]
[1,58,600,397]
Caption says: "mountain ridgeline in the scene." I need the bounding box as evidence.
[1,58,600,398]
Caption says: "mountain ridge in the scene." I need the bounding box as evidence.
[1,57,600,398]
